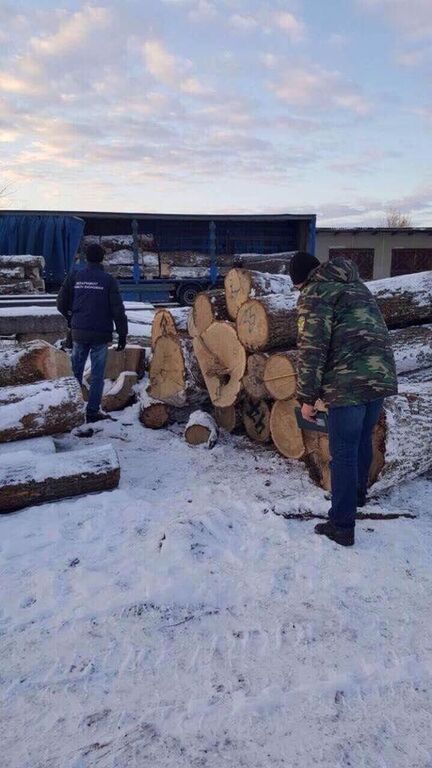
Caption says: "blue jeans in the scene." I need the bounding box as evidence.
[71,342,108,414]
[328,399,384,529]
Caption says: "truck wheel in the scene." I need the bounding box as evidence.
[177,283,200,306]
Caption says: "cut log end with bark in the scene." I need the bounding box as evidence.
[0,444,120,513]
[102,372,138,412]
[151,308,190,349]
[148,335,206,407]
[0,340,72,387]
[236,295,298,352]
[224,268,293,320]
[214,404,243,434]
[193,321,247,408]
[184,411,218,448]
[270,399,305,459]
[242,353,269,401]
[263,350,298,400]
[192,290,228,335]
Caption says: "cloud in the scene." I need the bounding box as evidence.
[269,66,372,115]
[273,12,305,42]
[30,6,110,56]
[358,0,432,40]
[0,72,34,94]
[229,14,259,31]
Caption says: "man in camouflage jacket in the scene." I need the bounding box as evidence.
[289,252,397,546]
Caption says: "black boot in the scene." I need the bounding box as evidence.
[86,410,111,424]
[314,521,354,547]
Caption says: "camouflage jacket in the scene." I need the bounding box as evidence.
[296,257,398,407]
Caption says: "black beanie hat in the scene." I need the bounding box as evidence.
[86,243,105,263]
[289,251,320,285]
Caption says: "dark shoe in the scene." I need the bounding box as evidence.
[86,410,111,424]
[314,521,354,547]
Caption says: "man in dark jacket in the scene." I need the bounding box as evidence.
[289,252,397,547]
[57,243,128,423]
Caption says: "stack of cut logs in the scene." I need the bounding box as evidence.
[0,254,45,294]
[141,268,432,494]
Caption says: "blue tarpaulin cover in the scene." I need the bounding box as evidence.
[0,214,84,284]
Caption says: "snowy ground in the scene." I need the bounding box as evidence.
[1,406,432,768]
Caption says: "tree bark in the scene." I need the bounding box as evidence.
[0,444,120,513]
[139,393,194,429]
[0,376,85,443]
[0,341,71,387]
[368,271,432,328]
[148,335,207,407]
[390,324,432,373]
[192,321,247,407]
[242,353,270,401]
[193,290,229,335]
[369,386,432,493]
[0,281,37,295]
[224,268,294,319]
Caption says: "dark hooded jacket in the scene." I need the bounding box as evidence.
[296,257,397,407]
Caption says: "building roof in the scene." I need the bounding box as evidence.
[317,227,432,235]
[0,209,315,222]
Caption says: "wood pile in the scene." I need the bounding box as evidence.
[0,255,45,294]
[140,268,432,493]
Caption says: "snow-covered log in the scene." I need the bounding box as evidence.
[0,281,37,295]
[193,290,229,335]
[0,307,67,338]
[390,325,432,373]
[0,436,56,457]
[224,268,294,319]
[0,341,71,387]
[102,372,138,412]
[139,391,194,429]
[192,321,247,407]
[0,267,25,283]
[369,386,432,494]
[0,444,120,513]
[151,307,190,349]
[0,377,85,443]
[184,411,218,448]
[368,271,432,328]
[148,336,207,407]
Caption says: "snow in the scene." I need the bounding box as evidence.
[0,306,62,318]
[0,377,84,431]
[0,254,45,267]
[368,270,432,306]
[1,404,432,767]
[0,436,56,456]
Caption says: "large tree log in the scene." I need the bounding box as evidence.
[369,387,432,493]
[148,335,207,407]
[236,272,432,353]
[390,325,432,373]
[242,353,270,401]
[398,367,432,385]
[224,268,294,319]
[0,377,85,443]
[151,307,190,349]
[243,398,271,443]
[0,307,67,338]
[139,392,195,429]
[269,399,305,459]
[0,444,120,513]
[192,321,247,407]
[0,267,25,283]
[263,350,298,400]
[236,294,298,352]
[193,290,229,335]
[184,411,218,448]
[368,271,432,328]
[0,341,71,387]
[0,281,37,295]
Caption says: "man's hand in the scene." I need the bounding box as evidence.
[301,403,317,422]
[116,336,126,352]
